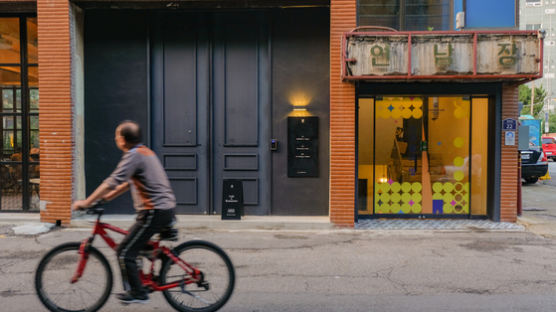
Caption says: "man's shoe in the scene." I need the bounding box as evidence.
[117,292,149,305]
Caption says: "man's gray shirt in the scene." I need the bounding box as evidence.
[104,145,176,211]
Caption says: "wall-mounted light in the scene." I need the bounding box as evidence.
[290,106,311,117]
[289,91,312,107]
[288,91,313,117]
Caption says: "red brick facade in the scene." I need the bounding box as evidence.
[500,84,520,222]
[37,0,72,224]
[329,0,357,227]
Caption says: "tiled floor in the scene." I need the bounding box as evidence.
[355,219,525,230]
[0,193,39,211]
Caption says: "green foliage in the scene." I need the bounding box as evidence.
[546,113,556,133]
[519,84,547,118]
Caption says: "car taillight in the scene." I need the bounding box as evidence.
[542,151,548,162]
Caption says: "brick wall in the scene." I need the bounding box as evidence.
[329,0,356,227]
[37,0,72,224]
[500,83,519,222]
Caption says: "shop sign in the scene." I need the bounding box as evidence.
[503,118,517,131]
[344,31,542,80]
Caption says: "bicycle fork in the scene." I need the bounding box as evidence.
[71,237,94,283]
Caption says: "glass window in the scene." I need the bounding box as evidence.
[359,0,452,31]
[28,66,37,88]
[405,0,451,31]
[30,115,39,151]
[2,116,22,161]
[0,18,21,64]
[0,163,22,210]
[357,95,488,217]
[0,67,21,113]
[27,18,37,64]
[0,16,39,212]
[30,88,38,112]
[359,0,400,30]
[358,98,375,215]
[471,98,489,216]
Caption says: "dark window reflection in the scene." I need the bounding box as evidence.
[27,18,38,64]
[0,164,22,210]
[0,16,39,211]
[359,0,452,31]
[0,18,21,64]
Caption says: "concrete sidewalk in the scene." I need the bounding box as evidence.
[517,215,556,238]
[520,181,556,238]
[0,211,531,233]
[0,212,335,231]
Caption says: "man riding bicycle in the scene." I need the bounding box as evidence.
[72,120,176,304]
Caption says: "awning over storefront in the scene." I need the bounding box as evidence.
[342,29,543,82]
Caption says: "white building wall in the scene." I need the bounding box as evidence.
[521,0,556,111]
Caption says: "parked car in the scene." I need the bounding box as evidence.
[521,146,548,184]
[542,136,556,161]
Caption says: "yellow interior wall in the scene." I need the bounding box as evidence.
[471,98,489,216]
[428,97,470,174]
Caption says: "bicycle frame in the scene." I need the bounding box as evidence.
[71,211,202,292]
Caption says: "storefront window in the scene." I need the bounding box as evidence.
[27,18,37,64]
[357,95,489,217]
[357,98,374,215]
[0,16,39,211]
[0,18,21,64]
[471,97,489,215]
[358,0,452,31]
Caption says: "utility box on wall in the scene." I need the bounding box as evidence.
[288,116,319,177]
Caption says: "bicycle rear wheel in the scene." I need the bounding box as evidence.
[35,242,113,312]
[160,240,235,312]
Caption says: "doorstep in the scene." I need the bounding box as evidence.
[356,219,525,231]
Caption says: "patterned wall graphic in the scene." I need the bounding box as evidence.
[432,182,469,214]
[376,98,423,120]
[375,182,423,214]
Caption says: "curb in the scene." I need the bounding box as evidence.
[517,216,556,238]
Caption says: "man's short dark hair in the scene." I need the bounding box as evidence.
[118,120,142,145]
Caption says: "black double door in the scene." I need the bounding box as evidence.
[151,13,271,215]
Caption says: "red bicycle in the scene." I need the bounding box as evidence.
[34,204,235,312]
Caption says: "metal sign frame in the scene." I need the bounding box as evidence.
[342,30,543,81]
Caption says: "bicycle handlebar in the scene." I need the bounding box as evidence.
[85,200,107,215]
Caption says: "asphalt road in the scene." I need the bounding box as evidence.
[3,168,556,312]
[536,161,556,187]
[2,226,556,312]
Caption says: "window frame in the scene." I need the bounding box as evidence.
[0,14,39,212]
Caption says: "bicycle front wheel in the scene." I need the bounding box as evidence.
[35,242,113,312]
[160,240,235,312]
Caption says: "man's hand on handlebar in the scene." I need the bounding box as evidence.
[72,200,91,211]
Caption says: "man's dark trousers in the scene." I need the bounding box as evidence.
[116,208,175,295]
